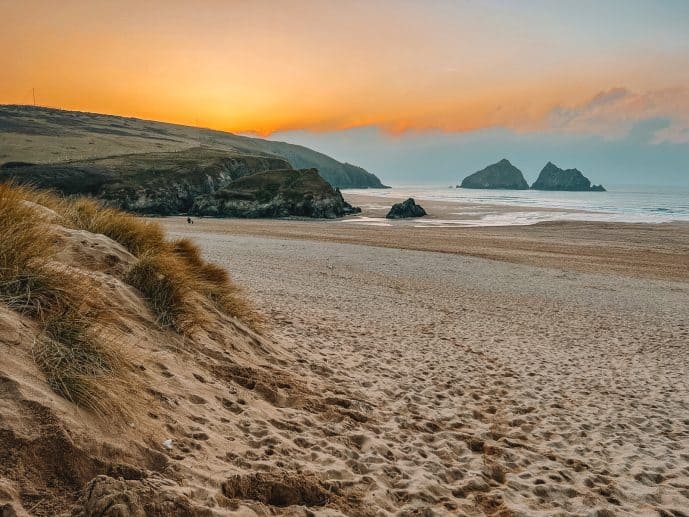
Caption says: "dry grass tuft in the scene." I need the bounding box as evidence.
[0,183,62,317]
[125,251,209,334]
[1,181,261,418]
[3,182,260,344]
[58,203,262,331]
[33,299,127,416]
[1,183,135,417]
[171,238,206,268]
[172,238,263,330]
[61,197,165,255]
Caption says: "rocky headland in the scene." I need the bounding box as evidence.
[190,168,361,218]
[0,148,360,218]
[0,104,388,189]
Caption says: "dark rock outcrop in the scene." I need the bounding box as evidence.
[386,198,427,219]
[0,148,289,214]
[531,162,606,191]
[460,159,529,190]
[0,148,361,218]
[190,168,359,219]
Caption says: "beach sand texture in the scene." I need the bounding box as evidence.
[165,193,689,282]
[159,202,689,515]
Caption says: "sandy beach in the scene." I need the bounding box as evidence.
[161,193,689,281]
[157,195,689,515]
[4,5,689,512]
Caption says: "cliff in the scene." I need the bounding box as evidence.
[246,139,388,188]
[531,162,606,191]
[190,168,361,218]
[460,159,529,190]
[0,148,359,218]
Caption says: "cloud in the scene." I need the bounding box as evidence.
[546,87,689,144]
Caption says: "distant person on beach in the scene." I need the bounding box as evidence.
[187,217,192,224]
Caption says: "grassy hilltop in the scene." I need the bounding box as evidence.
[0,105,386,189]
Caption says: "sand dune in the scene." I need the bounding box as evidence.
[2,190,688,515]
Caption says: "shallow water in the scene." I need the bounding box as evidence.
[342,185,689,227]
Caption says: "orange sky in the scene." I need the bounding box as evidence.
[2,1,689,137]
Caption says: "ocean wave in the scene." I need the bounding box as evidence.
[342,186,689,227]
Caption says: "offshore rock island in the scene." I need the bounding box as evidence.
[460,159,529,190]
[531,161,606,191]
[460,159,606,191]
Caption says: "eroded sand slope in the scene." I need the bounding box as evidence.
[0,203,376,516]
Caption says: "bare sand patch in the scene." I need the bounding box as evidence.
[161,221,689,515]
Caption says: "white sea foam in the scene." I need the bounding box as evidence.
[342,186,689,227]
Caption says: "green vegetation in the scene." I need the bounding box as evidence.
[0,147,292,215]
[0,105,386,188]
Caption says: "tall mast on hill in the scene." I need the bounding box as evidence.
[32,88,36,106]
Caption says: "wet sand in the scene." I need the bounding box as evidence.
[160,203,689,515]
[160,193,689,281]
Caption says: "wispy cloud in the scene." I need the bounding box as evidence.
[546,87,689,143]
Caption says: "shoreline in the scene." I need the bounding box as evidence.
[342,189,689,225]
[155,194,689,282]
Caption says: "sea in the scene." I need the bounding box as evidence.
[341,185,689,227]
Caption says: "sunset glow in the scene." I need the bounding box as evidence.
[2,1,689,140]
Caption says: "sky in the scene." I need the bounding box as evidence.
[1,0,689,185]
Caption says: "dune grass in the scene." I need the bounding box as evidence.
[59,198,260,332]
[125,250,210,334]
[1,183,259,412]
[171,238,262,330]
[0,183,58,315]
[60,197,166,255]
[124,238,262,334]
[32,296,128,416]
[1,183,130,415]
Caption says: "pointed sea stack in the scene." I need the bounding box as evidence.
[460,159,529,190]
[531,162,606,192]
